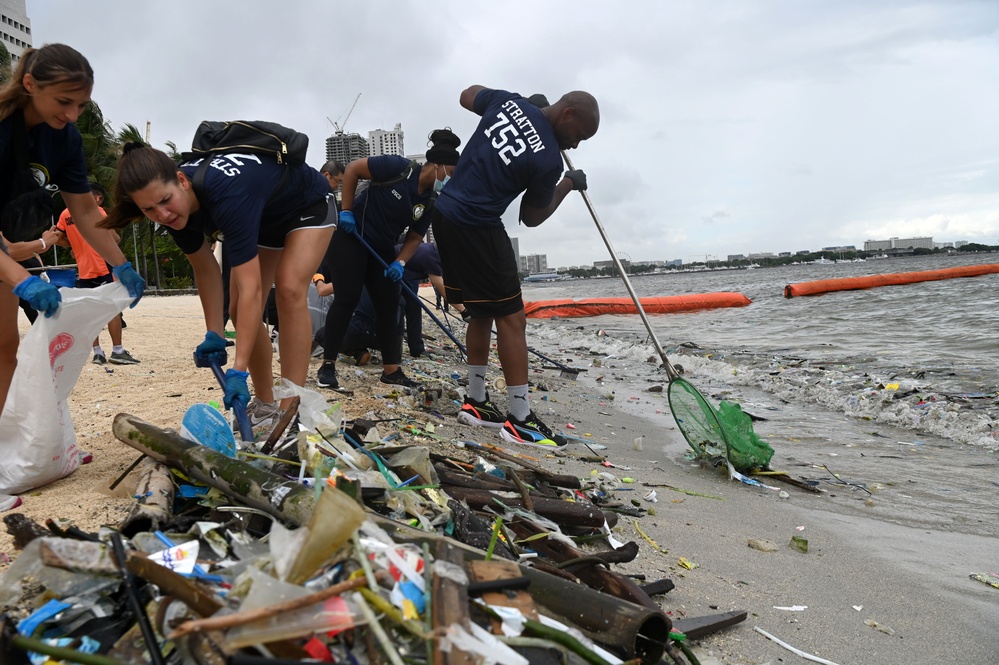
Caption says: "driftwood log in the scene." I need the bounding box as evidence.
[112,413,316,526]
[443,486,605,528]
[120,458,175,537]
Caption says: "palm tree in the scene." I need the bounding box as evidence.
[0,43,11,81]
[76,102,119,197]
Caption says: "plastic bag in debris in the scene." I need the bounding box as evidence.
[716,400,775,470]
[225,566,361,649]
[0,538,120,606]
[385,446,440,485]
[0,283,131,494]
[273,378,342,433]
[270,486,365,584]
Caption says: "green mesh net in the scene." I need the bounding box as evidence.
[668,379,775,471]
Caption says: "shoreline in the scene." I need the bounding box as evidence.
[1,294,997,663]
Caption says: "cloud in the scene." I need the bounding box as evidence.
[27,0,999,267]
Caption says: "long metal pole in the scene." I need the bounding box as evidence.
[350,232,467,356]
[561,151,680,380]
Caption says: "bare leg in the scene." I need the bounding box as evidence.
[492,309,528,387]
[229,269,275,405]
[264,226,334,408]
[107,314,123,347]
[465,317,494,367]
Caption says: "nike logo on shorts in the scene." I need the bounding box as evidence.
[300,215,315,222]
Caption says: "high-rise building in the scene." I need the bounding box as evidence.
[369,123,404,157]
[0,0,32,65]
[326,132,369,165]
[510,237,520,269]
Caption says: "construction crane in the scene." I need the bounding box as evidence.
[327,93,361,135]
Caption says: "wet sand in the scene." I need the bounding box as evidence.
[2,293,997,664]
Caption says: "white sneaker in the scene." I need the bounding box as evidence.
[1,494,23,511]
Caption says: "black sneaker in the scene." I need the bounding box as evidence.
[109,350,140,365]
[380,368,419,388]
[92,353,107,365]
[317,361,339,389]
[500,411,567,450]
[457,394,505,429]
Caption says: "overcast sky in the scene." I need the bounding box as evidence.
[29,1,999,267]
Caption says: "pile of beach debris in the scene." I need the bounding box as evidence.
[0,381,745,665]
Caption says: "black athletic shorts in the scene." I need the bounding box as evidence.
[431,207,523,318]
[258,195,336,250]
[77,272,114,289]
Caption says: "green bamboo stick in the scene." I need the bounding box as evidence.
[12,634,127,665]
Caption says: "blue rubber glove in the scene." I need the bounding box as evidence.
[194,331,228,366]
[338,210,356,235]
[13,275,61,318]
[223,368,250,410]
[384,260,405,283]
[111,261,146,307]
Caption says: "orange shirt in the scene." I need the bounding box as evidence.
[57,207,110,280]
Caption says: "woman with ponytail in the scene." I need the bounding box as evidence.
[0,44,145,416]
[103,142,334,420]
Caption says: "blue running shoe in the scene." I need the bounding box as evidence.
[500,411,567,449]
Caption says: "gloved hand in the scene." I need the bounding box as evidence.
[194,331,228,366]
[111,261,146,307]
[527,93,550,107]
[564,169,587,191]
[223,368,250,410]
[384,260,405,283]
[13,275,61,318]
[338,210,356,235]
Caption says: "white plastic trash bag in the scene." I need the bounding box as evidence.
[0,282,132,494]
[307,282,331,337]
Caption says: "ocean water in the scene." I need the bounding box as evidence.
[521,253,999,537]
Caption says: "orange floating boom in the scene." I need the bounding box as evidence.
[784,263,999,298]
[523,292,752,319]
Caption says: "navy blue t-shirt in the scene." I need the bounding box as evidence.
[394,241,441,281]
[0,110,91,212]
[353,155,433,250]
[434,89,562,227]
[168,153,329,266]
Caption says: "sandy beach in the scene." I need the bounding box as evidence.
[2,292,997,664]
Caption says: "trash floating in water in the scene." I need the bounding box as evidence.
[788,535,809,553]
[970,572,999,589]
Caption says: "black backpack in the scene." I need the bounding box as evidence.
[184,120,310,212]
[187,120,309,165]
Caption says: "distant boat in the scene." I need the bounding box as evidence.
[523,273,561,282]
[746,263,761,269]
[813,257,834,264]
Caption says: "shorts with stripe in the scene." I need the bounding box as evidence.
[431,207,523,318]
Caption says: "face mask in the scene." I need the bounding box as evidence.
[434,174,450,194]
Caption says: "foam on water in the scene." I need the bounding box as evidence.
[529,319,999,452]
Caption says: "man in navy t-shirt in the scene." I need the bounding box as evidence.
[431,87,598,449]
